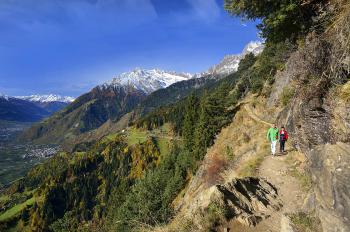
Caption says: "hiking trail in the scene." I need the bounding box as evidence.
[227,101,306,232]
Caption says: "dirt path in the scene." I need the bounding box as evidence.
[228,103,305,232]
[243,104,273,127]
[256,153,306,231]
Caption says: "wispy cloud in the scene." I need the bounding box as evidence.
[187,0,220,21]
[0,0,158,34]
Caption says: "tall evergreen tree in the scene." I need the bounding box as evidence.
[183,93,200,151]
[193,87,230,159]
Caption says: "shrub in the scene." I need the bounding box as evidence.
[205,154,227,186]
[289,211,322,232]
[203,202,227,231]
[225,146,234,160]
[280,87,295,106]
[340,81,350,102]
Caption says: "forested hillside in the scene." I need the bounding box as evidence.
[19,85,146,144]
[1,0,349,231]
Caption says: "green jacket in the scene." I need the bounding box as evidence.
[267,127,279,141]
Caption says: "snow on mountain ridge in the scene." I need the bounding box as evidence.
[16,94,75,103]
[99,41,263,95]
[0,93,10,101]
[205,41,264,77]
[100,68,193,94]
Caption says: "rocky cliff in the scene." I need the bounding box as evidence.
[149,3,350,232]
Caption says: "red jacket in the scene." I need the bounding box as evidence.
[279,130,288,141]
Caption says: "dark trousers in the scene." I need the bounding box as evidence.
[280,140,285,152]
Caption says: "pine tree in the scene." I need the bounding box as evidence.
[182,93,200,151]
[193,88,229,159]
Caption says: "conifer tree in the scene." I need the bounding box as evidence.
[183,93,200,151]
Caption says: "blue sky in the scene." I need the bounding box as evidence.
[0,0,259,97]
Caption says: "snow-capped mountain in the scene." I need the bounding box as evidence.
[100,68,193,95]
[205,41,264,77]
[0,94,75,122]
[98,41,263,95]
[16,94,75,103]
[0,93,10,101]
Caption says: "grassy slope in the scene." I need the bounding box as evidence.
[126,123,179,156]
[0,197,35,222]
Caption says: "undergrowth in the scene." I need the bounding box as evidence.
[289,211,322,232]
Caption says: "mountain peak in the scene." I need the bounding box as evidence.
[101,68,193,95]
[205,40,264,77]
[16,94,75,103]
[242,40,264,56]
[0,93,10,101]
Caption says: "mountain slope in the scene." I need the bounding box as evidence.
[19,41,263,145]
[0,95,51,122]
[19,85,146,144]
[19,69,194,144]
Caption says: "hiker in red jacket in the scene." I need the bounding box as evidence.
[279,126,288,153]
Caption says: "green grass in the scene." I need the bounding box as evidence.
[127,128,148,145]
[238,151,266,177]
[126,125,179,156]
[155,138,171,156]
[290,168,312,192]
[0,197,35,222]
[105,133,119,140]
[202,202,227,231]
[285,152,312,192]
[289,212,322,232]
[0,195,10,203]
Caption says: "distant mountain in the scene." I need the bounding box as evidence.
[16,94,75,103]
[16,94,75,114]
[20,68,195,143]
[101,68,193,94]
[0,95,50,122]
[204,41,264,77]
[0,94,75,122]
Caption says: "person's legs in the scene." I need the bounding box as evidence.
[279,141,284,153]
[271,140,277,155]
[281,140,285,152]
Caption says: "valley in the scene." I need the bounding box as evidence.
[0,120,58,189]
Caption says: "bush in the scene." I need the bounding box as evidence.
[205,154,227,186]
[203,202,227,231]
[280,87,295,106]
[289,211,322,232]
[340,81,350,102]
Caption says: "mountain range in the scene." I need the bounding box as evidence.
[102,68,193,94]
[0,94,75,122]
[19,41,264,145]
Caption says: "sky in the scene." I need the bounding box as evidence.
[0,0,259,97]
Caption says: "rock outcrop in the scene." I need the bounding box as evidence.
[182,177,282,229]
[274,30,350,231]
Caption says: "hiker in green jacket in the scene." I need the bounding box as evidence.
[267,124,279,156]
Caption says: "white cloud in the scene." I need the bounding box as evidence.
[187,0,220,21]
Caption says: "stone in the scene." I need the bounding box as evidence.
[280,215,295,232]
